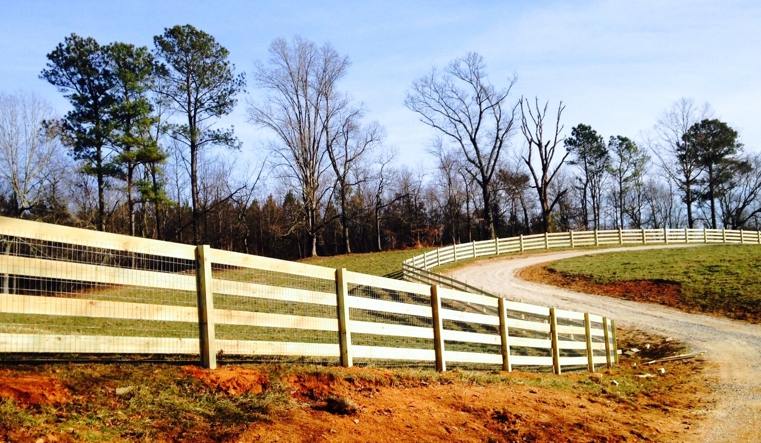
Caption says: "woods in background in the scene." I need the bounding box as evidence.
[1,25,760,259]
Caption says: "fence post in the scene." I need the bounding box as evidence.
[594,230,599,247]
[740,229,745,244]
[335,268,353,367]
[602,317,612,369]
[519,234,524,253]
[641,227,646,244]
[757,230,761,245]
[494,237,500,256]
[498,297,511,372]
[618,228,623,245]
[570,231,575,248]
[722,228,726,243]
[703,227,708,243]
[195,245,217,369]
[472,241,477,258]
[430,285,446,372]
[435,248,441,267]
[544,232,549,249]
[684,227,689,244]
[453,243,458,262]
[664,227,669,244]
[610,319,618,365]
[584,313,594,373]
[549,307,561,375]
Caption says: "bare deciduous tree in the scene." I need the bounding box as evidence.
[0,93,60,217]
[250,37,349,256]
[406,52,516,239]
[520,97,568,232]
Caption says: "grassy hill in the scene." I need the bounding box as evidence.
[540,245,761,322]
[301,247,432,276]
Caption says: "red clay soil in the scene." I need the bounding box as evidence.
[183,365,269,395]
[241,356,712,442]
[520,265,684,307]
[0,369,70,406]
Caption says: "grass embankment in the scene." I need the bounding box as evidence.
[530,245,761,322]
[0,329,713,442]
[301,247,432,276]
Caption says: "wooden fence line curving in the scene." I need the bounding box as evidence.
[0,216,616,374]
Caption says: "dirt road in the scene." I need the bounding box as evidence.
[449,245,761,443]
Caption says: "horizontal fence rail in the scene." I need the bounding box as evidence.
[403,227,761,272]
[0,216,620,374]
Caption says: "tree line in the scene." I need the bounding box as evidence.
[1,25,760,259]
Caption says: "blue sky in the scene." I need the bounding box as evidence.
[2,0,760,178]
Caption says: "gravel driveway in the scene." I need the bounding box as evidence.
[448,245,761,443]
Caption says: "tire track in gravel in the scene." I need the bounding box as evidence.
[448,245,761,443]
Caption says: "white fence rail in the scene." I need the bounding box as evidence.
[404,227,761,271]
[0,216,617,374]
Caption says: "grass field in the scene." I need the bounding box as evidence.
[544,245,761,322]
[301,247,432,276]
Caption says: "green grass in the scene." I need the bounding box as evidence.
[546,245,761,321]
[301,247,432,276]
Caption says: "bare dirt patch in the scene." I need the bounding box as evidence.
[183,365,269,395]
[520,264,685,308]
[0,369,70,406]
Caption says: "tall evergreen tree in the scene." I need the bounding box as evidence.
[564,124,608,229]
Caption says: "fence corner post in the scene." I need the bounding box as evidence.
[610,319,618,365]
[498,297,511,372]
[584,312,595,373]
[195,245,217,369]
[430,284,446,372]
[335,268,353,367]
[549,307,561,375]
[602,317,612,369]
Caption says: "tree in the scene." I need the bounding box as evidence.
[683,118,740,229]
[41,33,118,231]
[654,98,711,228]
[564,124,607,229]
[0,93,61,217]
[406,52,516,239]
[153,24,245,244]
[106,42,166,236]
[607,135,647,229]
[250,37,347,256]
[719,155,761,229]
[520,97,568,232]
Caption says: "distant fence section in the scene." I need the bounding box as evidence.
[403,227,761,273]
[0,216,618,374]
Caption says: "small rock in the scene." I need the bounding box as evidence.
[115,386,134,396]
[626,348,640,355]
[635,374,655,379]
[658,368,667,375]
[632,363,638,369]
[588,373,603,384]
[353,418,359,424]
[610,380,619,386]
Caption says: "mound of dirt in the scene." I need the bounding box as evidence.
[0,370,70,406]
[183,366,269,395]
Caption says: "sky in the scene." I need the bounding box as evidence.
[2,0,760,183]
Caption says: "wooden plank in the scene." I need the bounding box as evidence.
[611,319,619,365]
[0,255,196,291]
[437,287,498,308]
[603,317,612,369]
[505,318,551,334]
[430,285,445,371]
[352,345,436,361]
[346,296,432,318]
[442,329,501,345]
[592,355,609,365]
[510,355,554,366]
[549,307,561,374]
[584,313,595,373]
[350,321,432,339]
[558,356,590,366]
[0,293,197,323]
[213,279,336,306]
[446,350,502,365]
[440,308,499,326]
[196,245,216,369]
[335,268,352,367]
[0,333,199,354]
[498,297,511,371]
[215,339,339,357]
[215,309,338,331]
[505,300,550,316]
[208,248,334,280]
[555,324,588,335]
[507,336,551,349]
[557,340,588,350]
[344,270,429,295]
[555,309,585,321]
[0,216,196,260]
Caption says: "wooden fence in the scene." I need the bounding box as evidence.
[403,227,761,271]
[0,216,616,373]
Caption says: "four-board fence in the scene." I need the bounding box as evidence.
[0,216,617,374]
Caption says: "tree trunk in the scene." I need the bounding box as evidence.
[339,185,351,254]
[481,181,496,239]
[707,165,717,229]
[96,145,106,232]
